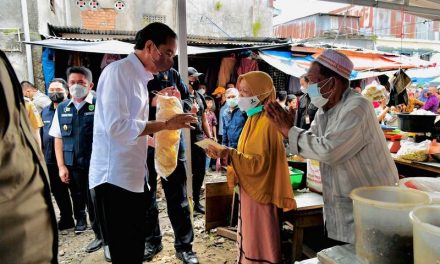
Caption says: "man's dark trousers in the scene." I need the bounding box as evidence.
[145,146,194,252]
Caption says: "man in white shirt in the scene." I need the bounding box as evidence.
[265,49,398,244]
[89,22,197,264]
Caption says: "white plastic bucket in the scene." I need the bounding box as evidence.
[351,186,431,264]
[410,205,440,264]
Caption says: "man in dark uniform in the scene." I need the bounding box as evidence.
[49,66,102,253]
[144,68,199,264]
[41,78,74,230]
[184,67,213,214]
[296,75,318,130]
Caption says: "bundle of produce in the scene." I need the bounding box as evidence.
[155,94,183,177]
[361,81,385,102]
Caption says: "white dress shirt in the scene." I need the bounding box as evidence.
[33,90,52,113]
[49,93,94,138]
[288,88,398,243]
[89,53,153,193]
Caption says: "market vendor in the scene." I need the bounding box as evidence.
[265,49,399,244]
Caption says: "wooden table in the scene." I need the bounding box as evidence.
[284,191,324,261]
[394,158,440,175]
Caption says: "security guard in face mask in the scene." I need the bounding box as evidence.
[41,78,74,231]
[49,67,103,253]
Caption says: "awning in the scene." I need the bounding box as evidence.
[406,66,440,85]
[305,49,425,71]
[258,50,309,78]
[260,49,412,80]
[24,38,290,56]
[350,70,396,80]
[25,39,133,54]
[430,76,440,87]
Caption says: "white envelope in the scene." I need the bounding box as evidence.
[195,138,226,150]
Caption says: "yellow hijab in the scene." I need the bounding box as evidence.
[228,71,296,210]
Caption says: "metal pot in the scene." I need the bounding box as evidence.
[397,113,437,132]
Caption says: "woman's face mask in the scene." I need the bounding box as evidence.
[307,77,334,108]
[237,90,272,112]
[237,96,259,112]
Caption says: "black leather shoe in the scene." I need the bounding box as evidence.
[85,238,102,253]
[144,242,163,261]
[58,218,75,230]
[176,250,199,264]
[74,218,87,234]
[194,203,205,214]
[103,245,111,262]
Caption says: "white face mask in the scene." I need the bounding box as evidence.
[69,84,89,99]
[237,96,259,112]
[237,90,272,112]
[308,77,333,108]
[198,88,206,95]
[300,86,308,94]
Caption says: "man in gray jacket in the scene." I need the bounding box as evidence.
[265,49,398,244]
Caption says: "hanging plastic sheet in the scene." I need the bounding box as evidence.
[42,48,55,91]
[388,69,410,107]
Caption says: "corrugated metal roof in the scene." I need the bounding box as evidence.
[47,24,290,46]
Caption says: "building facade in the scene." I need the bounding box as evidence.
[37,0,275,38]
[1,0,40,82]
[273,6,440,56]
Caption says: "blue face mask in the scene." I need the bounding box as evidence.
[308,77,333,108]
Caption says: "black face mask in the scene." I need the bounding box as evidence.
[152,44,173,72]
[49,93,65,103]
[189,80,200,91]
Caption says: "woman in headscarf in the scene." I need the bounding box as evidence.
[206,71,296,264]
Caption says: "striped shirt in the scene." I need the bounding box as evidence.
[288,88,398,243]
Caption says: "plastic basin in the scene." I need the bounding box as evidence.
[350,186,431,264]
[289,168,304,190]
[397,113,437,133]
[410,205,440,264]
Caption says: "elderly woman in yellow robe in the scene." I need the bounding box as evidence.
[206,71,296,264]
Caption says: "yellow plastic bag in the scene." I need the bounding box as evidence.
[155,94,183,177]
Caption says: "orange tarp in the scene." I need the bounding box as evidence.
[292,46,426,71]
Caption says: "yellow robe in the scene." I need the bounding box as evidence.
[228,112,296,210]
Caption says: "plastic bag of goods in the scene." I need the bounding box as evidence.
[155,94,183,178]
[361,81,385,102]
[396,139,430,162]
[306,159,322,193]
[399,177,440,203]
